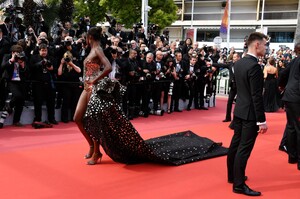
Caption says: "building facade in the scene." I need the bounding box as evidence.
[168,0,299,50]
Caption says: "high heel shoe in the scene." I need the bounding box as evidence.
[167,109,171,114]
[87,152,103,165]
[84,146,94,159]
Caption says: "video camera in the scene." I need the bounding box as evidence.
[148,24,159,34]
[133,22,143,33]
[33,7,45,23]
[5,5,23,16]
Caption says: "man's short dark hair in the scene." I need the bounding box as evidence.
[246,32,268,47]
[11,45,23,53]
[39,43,48,50]
[294,42,300,55]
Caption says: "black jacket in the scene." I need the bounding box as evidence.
[281,56,300,103]
[1,54,29,81]
[233,55,265,122]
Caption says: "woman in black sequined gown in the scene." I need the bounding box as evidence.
[73,27,112,164]
[263,58,279,112]
[83,77,228,166]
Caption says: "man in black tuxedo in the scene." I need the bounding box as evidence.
[212,52,240,122]
[0,17,11,38]
[227,32,268,196]
[0,27,11,110]
[280,42,300,170]
[30,43,57,125]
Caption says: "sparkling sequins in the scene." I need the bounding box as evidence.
[83,78,228,165]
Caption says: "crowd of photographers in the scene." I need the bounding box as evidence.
[0,13,296,129]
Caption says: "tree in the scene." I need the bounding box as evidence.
[73,0,106,26]
[23,0,37,27]
[100,0,177,30]
[58,0,74,23]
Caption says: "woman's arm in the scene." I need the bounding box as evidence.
[91,47,112,84]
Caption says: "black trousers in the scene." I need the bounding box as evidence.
[61,84,82,122]
[285,102,300,161]
[8,81,26,123]
[32,82,56,122]
[227,116,259,187]
[225,87,237,120]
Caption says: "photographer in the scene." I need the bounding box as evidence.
[32,7,49,35]
[203,57,216,109]
[30,43,57,125]
[185,56,198,111]
[139,52,156,117]
[152,50,166,112]
[194,49,209,110]
[121,49,141,119]
[54,36,79,109]
[57,51,82,123]
[1,45,29,127]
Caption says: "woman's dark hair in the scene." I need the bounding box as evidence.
[87,26,102,41]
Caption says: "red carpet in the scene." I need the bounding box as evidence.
[0,97,299,199]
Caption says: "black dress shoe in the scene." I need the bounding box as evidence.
[49,120,58,125]
[278,145,288,153]
[228,176,248,184]
[288,156,297,164]
[233,184,261,196]
[200,107,208,110]
[222,119,231,122]
[186,107,191,111]
[174,109,182,112]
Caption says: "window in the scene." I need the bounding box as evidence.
[269,32,294,43]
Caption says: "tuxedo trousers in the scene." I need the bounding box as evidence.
[285,102,300,161]
[227,116,259,187]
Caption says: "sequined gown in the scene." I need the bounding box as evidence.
[83,64,227,165]
[263,73,280,112]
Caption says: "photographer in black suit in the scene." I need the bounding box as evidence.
[0,27,11,110]
[30,43,57,125]
[212,52,240,122]
[280,42,300,170]
[227,32,268,196]
[1,45,29,127]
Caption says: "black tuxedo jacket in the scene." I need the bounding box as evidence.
[281,56,300,103]
[0,24,10,37]
[1,54,29,81]
[233,55,265,122]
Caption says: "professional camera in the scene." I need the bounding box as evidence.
[133,22,143,33]
[205,95,211,103]
[148,24,159,34]
[206,68,214,74]
[168,82,174,95]
[150,109,164,116]
[63,52,72,63]
[33,8,43,22]
[39,37,49,45]
[42,58,52,67]
[14,52,26,62]
[64,40,72,46]
[191,73,197,80]
[159,72,166,79]
[145,73,152,79]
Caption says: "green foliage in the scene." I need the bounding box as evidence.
[58,0,74,23]
[100,0,177,30]
[73,0,106,25]
[34,0,177,30]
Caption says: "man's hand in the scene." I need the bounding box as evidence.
[258,123,268,134]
